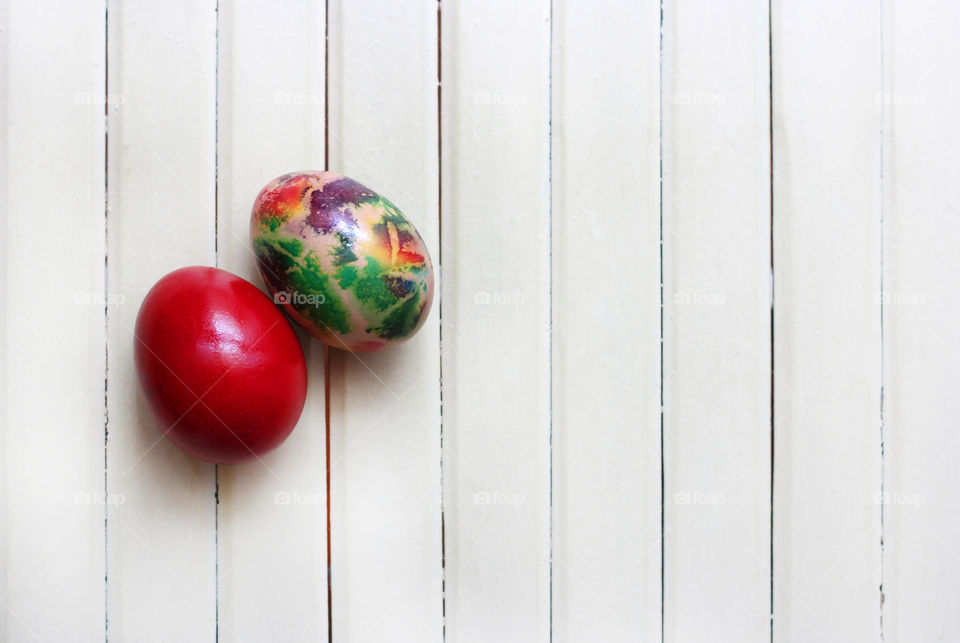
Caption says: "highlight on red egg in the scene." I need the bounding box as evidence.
[134,266,308,464]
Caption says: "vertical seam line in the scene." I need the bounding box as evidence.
[213,1,221,640]
[548,0,555,639]
[324,3,333,642]
[879,0,887,638]
[437,0,446,640]
[103,1,110,639]
[658,0,666,640]
[769,0,776,640]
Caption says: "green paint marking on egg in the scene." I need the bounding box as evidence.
[370,289,423,340]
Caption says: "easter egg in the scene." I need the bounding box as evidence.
[249,171,434,352]
[134,266,308,464]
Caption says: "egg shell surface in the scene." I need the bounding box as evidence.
[250,171,434,352]
[134,266,308,464]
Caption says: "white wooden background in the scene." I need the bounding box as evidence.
[1,0,957,641]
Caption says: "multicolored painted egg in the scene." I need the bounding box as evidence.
[250,171,434,352]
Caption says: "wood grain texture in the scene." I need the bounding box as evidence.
[440,1,552,640]
[0,1,106,639]
[105,0,218,639]
[215,1,329,640]
[772,2,883,641]
[882,1,960,640]
[661,1,771,640]
[551,1,662,641]
[326,0,443,640]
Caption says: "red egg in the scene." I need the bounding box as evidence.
[134,266,307,464]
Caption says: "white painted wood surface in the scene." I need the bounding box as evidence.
[662,1,772,640]
[1,1,106,640]
[440,1,551,641]
[105,0,218,640]
[772,2,882,641]
[883,1,960,641]
[2,1,960,641]
[551,1,661,641]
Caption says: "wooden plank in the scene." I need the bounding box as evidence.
[551,1,662,640]
[215,1,329,640]
[326,0,443,640]
[440,1,551,640]
[771,2,882,641]
[661,0,771,640]
[105,1,218,639]
[882,1,960,640]
[0,1,106,639]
